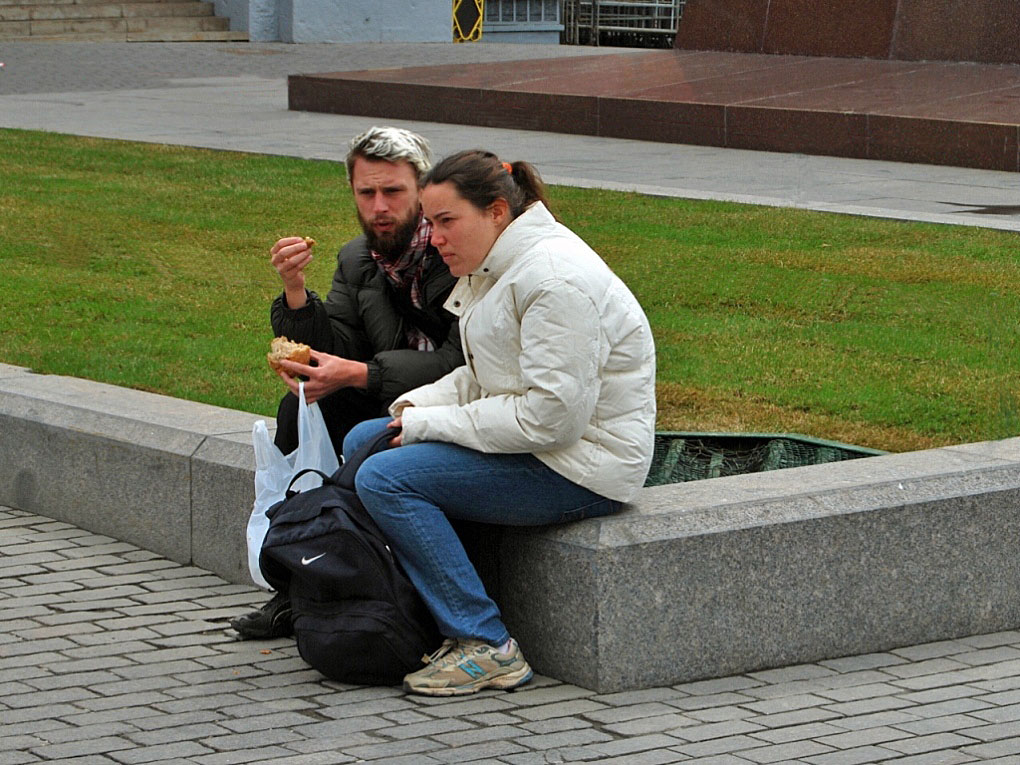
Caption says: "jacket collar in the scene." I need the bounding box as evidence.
[469,202,556,280]
[443,202,557,318]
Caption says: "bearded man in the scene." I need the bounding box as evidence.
[267,126,462,457]
[231,127,463,640]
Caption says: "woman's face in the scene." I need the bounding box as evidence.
[422,182,509,278]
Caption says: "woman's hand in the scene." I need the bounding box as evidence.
[387,417,403,447]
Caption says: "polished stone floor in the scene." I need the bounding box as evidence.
[289,49,1020,171]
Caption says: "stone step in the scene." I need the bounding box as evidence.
[125,27,244,40]
[0,26,246,39]
[1,1,214,20]
[0,0,242,41]
[0,0,196,6]
[1,27,245,39]
[0,12,230,36]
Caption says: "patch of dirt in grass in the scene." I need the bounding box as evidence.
[656,382,949,453]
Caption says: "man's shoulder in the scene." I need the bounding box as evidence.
[333,235,381,285]
[338,234,371,262]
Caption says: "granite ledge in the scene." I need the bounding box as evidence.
[2,364,1018,691]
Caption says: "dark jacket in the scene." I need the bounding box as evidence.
[271,235,463,405]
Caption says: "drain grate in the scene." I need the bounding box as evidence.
[645,431,887,486]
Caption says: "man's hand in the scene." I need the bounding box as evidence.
[270,236,314,309]
[276,349,369,404]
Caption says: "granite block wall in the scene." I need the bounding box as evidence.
[675,0,1020,64]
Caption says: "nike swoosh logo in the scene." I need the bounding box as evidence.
[301,553,326,565]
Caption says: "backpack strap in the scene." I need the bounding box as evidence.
[332,426,400,490]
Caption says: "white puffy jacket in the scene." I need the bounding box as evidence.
[392,202,656,502]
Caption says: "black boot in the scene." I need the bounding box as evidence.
[230,591,293,639]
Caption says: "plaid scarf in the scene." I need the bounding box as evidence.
[371,214,435,351]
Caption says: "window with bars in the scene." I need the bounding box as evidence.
[484,0,561,24]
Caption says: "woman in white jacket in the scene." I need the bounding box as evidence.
[345,150,656,696]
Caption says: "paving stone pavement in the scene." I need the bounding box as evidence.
[5,504,1020,765]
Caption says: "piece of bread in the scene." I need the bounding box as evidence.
[302,236,316,246]
[267,336,311,371]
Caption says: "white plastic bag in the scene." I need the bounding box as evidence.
[246,383,340,590]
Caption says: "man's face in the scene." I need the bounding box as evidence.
[350,157,421,257]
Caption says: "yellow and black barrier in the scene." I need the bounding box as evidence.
[453,0,483,42]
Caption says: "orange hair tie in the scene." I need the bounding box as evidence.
[501,161,512,174]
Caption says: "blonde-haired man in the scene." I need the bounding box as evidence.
[232,127,463,640]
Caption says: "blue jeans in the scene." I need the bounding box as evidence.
[345,417,621,647]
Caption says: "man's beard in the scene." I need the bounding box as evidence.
[360,208,421,259]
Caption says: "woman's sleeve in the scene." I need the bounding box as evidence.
[400,281,601,453]
[389,363,481,415]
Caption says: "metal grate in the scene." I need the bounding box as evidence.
[644,431,886,486]
[563,0,684,46]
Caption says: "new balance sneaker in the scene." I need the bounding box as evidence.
[403,638,533,696]
[230,591,293,640]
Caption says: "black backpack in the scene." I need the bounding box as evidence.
[259,427,441,685]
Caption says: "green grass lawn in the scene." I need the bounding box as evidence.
[2,129,1018,453]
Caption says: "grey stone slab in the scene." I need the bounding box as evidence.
[0,370,260,435]
[673,719,767,742]
[961,737,1020,758]
[5,369,1020,692]
[494,441,1020,690]
[0,367,264,571]
[881,731,982,755]
[602,713,697,736]
[885,753,979,765]
[803,745,902,765]
[675,733,765,758]
[190,430,260,585]
[813,725,913,749]
[971,704,1020,724]
[958,631,1020,649]
[750,722,846,744]
[0,362,32,379]
[0,391,196,563]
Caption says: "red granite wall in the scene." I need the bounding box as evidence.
[674,0,1020,64]
[892,0,1020,64]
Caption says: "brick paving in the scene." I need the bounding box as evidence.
[4,505,1020,764]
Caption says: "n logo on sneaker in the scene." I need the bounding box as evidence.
[458,660,486,679]
[301,553,326,565]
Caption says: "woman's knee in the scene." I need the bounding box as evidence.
[342,417,393,460]
[354,446,436,506]
[353,449,406,500]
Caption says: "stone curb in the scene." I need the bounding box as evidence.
[3,361,1019,692]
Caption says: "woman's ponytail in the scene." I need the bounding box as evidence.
[505,160,551,217]
[424,150,554,220]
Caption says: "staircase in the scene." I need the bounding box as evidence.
[0,0,248,41]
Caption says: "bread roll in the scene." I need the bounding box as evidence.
[267,336,311,371]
